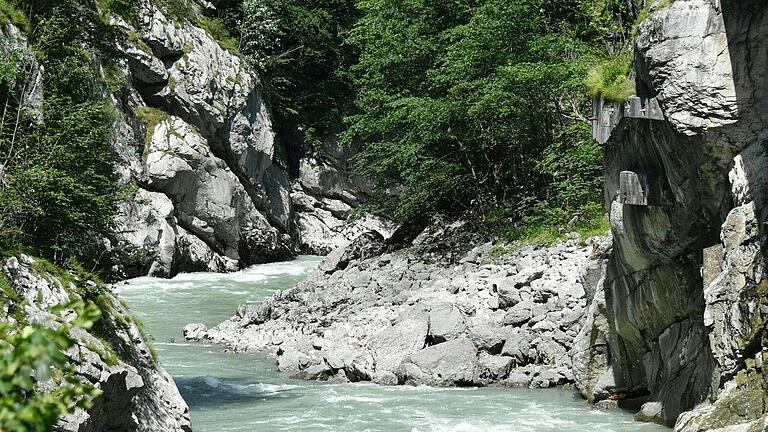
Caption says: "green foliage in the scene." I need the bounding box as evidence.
[239,0,359,165]
[0,272,24,324]
[0,300,102,432]
[0,0,28,32]
[199,17,241,54]
[585,50,634,101]
[578,0,635,51]
[153,0,198,23]
[0,0,122,268]
[345,0,613,227]
[494,202,609,245]
[98,0,139,25]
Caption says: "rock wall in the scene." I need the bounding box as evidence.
[579,0,768,429]
[110,0,296,277]
[104,0,390,277]
[1,256,191,432]
[291,139,398,255]
[1,0,392,278]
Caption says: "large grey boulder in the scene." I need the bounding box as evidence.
[427,303,466,343]
[396,338,478,386]
[367,310,428,373]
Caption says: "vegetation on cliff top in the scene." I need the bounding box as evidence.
[213,0,635,241]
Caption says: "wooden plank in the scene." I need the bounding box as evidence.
[619,171,649,206]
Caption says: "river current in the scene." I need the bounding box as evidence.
[116,256,668,432]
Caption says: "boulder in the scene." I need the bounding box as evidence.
[182,323,208,340]
[237,302,271,327]
[477,353,513,381]
[427,303,466,343]
[397,338,478,386]
[367,313,428,373]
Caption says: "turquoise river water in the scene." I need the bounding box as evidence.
[116,256,669,432]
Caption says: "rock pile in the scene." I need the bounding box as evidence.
[187,223,611,389]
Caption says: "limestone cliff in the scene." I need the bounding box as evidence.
[106,0,391,278]
[1,255,191,432]
[577,1,768,430]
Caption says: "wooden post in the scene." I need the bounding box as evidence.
[619,171,650,206]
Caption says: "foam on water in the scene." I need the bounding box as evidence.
[116,255,669,432]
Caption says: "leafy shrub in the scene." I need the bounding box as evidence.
[200,17,241,54]
[154,0,197,23]
[0,0,122,268]
[495,202,609,245]
[0,300,102,432]
[98,0,139,25]
[345,0,612,228]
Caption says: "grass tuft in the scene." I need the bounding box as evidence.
[585,51,635,102]
[135,106,170,147]
[0,0,30,33]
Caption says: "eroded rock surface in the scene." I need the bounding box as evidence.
[1,256,191,432]
[580,0,768,429]
[97,1,389,277]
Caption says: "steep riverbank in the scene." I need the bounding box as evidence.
[0,256,191,431]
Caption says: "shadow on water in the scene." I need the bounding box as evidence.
[175,376,303,408]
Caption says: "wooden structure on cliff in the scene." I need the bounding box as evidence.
[592,96,664,145]
[594,95,666,207]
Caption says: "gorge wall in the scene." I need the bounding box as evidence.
[578,0,768,429]
[105,0,391,278]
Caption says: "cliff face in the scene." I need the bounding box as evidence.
[578,0,768,429]
[2,256,191,432]
[111,0,293,276]
[108,0,392,278]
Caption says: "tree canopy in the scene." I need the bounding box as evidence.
[230,0,635,238]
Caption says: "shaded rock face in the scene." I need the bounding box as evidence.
[582,0,768,429]
[1,256,191,432]
[187,222,607,389]
[291,140,398,255]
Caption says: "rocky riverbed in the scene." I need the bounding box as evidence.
[185,223,611,390]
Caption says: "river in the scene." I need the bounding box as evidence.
[116,256,668,432]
